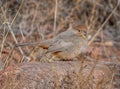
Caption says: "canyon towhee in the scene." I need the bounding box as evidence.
[16,25,88,60]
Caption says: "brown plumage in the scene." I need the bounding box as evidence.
[16,25,88,60]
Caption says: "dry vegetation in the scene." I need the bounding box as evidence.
[0,0,120,89]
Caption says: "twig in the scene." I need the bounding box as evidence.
[11,0,24,26]
[88,0,120,45]
[6,23,26,62]
[1,0,26,62]
[53,0,58,36]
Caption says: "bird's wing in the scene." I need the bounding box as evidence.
[47,40,73,53]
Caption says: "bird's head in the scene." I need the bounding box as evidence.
[73,25,88,39]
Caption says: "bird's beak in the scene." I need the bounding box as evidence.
[79,33,87,39]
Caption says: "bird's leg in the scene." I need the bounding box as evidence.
[40,52,55,62]
[48,55,56,62]
[39,54,49,62]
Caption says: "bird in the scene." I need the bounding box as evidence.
[16,24,88,61]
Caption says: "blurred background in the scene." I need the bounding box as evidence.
[0,0,120,68]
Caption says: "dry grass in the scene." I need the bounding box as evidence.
[0,0,120,89]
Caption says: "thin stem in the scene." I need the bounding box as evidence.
[53,0,58,36]
[88,0,120,45]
